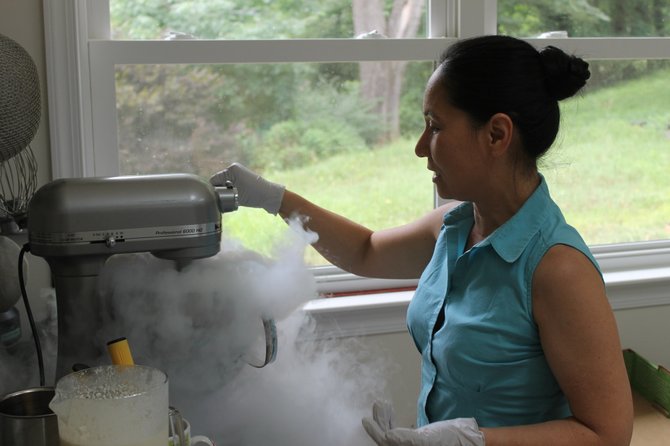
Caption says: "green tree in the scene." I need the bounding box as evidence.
[352,0,424,143]
[111,0,424,175]
[498,0,670,90]
[498,0,670,37]
[498,0,610,37]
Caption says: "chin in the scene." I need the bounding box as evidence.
[434,177,468,202]
[432,176,446,197]
[435,185,454,200]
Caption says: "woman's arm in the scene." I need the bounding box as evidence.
[211,163,452,279]
[480,245,634,446]
[279,189,453,279]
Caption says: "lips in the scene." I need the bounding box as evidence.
[427,164,440,182]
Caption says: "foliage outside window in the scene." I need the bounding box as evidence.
[498,0,670,37]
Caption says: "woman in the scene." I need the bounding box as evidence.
[210,35,633,445]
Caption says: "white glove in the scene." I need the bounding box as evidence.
[362,401,485,446]
[209,163,285,215]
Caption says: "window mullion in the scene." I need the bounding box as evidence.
[88,38,453,65]
[87,0,110,39]
[458,0,497,37]
[88,55,119,177]
[428,0,455,38]
[43,0,95,178]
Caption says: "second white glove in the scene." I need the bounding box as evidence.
[209,163,285,215]
[362,401,485,446]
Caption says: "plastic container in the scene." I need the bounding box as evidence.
[49,364,168,446]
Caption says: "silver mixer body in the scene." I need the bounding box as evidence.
[27,173,238,379]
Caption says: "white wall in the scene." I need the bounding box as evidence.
[353,331,421,426]
[616,305,670,366]
[1,0,669,430]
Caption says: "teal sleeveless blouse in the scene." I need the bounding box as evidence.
[406,176,600,428]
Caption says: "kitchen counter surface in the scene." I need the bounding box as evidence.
[630,390,670,445]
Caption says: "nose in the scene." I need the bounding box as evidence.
[415,129,429,158]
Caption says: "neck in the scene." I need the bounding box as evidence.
[469,171,540,246]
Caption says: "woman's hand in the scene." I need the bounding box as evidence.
[210,163,285,215]
[362,401,485,446]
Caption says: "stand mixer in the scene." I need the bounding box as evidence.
[27,173,239,379]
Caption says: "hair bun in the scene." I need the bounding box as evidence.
[539,45,590,101]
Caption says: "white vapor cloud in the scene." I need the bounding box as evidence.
[93,219,386,445]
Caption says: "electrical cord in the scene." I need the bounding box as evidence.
[18,243,45,386]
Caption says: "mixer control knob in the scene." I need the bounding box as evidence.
[215,183,239,213]
[105,236,116,248]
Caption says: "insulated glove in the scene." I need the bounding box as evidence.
[209,163,285,215]
[362,401,485,446]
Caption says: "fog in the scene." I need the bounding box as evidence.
[1,220,387,444]
[0,286,58,395]
[93,219,386,445]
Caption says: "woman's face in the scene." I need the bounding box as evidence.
[415,71,488,201]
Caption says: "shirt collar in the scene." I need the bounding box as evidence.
[443,200,474,226]
[442,175,551,263]
[487,175,551,263]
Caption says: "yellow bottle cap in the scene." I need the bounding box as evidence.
[106,337,135,366]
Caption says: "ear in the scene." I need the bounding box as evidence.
[485,113,514,157]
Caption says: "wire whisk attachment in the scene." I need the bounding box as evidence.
[0,145,37,233]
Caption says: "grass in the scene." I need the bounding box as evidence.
[543,68,670,245]
[222,138,434,261]
[223,68,670,260]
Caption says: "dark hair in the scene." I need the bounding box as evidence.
[436,35,590,166]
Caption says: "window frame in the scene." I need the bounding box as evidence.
[43,0,670,308]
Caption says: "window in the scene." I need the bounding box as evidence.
[44,0,670,298]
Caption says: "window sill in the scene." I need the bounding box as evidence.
[303,263,670,339]
[303,290,414,339]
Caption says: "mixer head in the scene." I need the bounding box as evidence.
[28,173,238,270]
